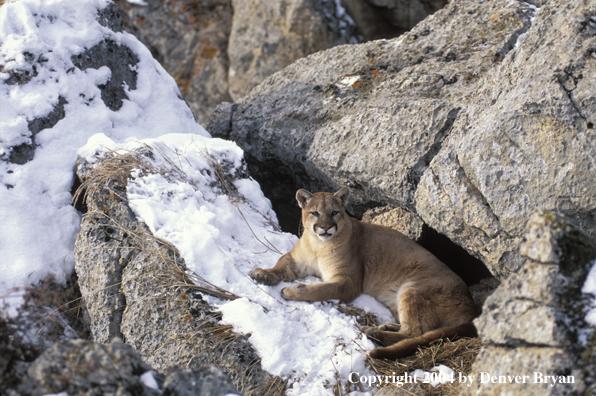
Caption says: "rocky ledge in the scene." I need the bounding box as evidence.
[207,0,596,281]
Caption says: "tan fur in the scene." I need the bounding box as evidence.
[250,187,478,360]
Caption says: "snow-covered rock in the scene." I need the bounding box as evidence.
[74,132,384,395]
[0,0,207,306]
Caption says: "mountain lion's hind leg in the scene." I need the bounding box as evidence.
[364,286,434,346]
[362,325,409,346]
[360,323,402,345]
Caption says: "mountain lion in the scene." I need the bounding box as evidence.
[250,187,478,360]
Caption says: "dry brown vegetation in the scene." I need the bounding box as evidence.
[366,337,483,396]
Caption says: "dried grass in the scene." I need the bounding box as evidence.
[246,376,287,396]
[74,146,247,302]
[367,337,483,395]
[333,302,381,328]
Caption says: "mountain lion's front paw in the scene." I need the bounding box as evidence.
[249,268,280,285]
[280,283,306,300]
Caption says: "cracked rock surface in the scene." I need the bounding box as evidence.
[207,0,595,279]
[114,0,234,126]
[416,0,596,277]
[463,210,596,395]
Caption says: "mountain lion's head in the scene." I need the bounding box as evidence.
[296,187,351,242]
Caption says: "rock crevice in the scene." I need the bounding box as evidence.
[464,211,596,395]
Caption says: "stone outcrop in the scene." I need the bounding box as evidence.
[414,0,596,278]
[73,149,283,395]
[12,338,239,396]
[462,211,596,395]
[207,0,596,279]
[362,205,425,241]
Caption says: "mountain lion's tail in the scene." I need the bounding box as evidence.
[368,322,477,360]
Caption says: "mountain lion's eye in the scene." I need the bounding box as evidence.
[331,211,339,216]
[311,211,320,217]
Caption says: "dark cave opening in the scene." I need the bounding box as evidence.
[417,225,494,286]
[243,154,309,236]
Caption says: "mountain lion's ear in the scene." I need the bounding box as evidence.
[296,189,314,208]
[334,187,350,207]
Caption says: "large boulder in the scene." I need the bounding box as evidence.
[207,0,596,279]
[461,211,596,395]
[414,0,596,278]
[115,0,358,123]
[19,338,158,396]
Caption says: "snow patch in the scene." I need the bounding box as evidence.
[411,365,456,387]
[139,371,160,391]
[513,4,540,50]
[582,259,596,328]
[338,75,361,88]
[127,0,149,5]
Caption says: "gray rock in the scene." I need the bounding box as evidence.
[162,366,240,396]
[5,335,240,396]
[207,0,595,279]
[462,211,596,395]
[114,0,359,124]
[463,346,584,396]
[73,163,135,344]
[210,0,535,212]
[227,0,359,101]
[415,0,596,278]
[8,96,67,165]
[71,40,139,111]
[114,0,234,126]
[0,315,37,395]
[96,2,124,33]
[20,338,158,396]
[15,337,240,396]
[362,205,425,240]
[74,148,281,394]
[468,277,500,312]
